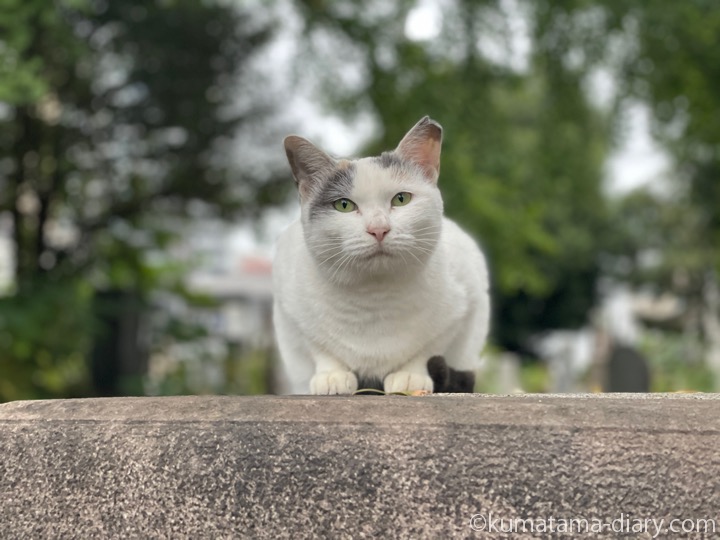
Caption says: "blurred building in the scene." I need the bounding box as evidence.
[146,247,276,395]
[535,285,686,393]
[186,255,274,350]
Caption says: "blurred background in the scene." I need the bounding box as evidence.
[1,0,718,400]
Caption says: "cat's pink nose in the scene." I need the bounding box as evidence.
[367,226,390,242]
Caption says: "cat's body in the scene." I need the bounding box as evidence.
[273,117,490,394]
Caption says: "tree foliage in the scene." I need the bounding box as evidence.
[619,1,720,278]
[0,0,280,400]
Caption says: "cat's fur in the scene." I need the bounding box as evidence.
[273,116,490,395]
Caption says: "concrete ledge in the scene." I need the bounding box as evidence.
[2,394,720,538]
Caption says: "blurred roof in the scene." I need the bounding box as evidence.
[187,256,272,300]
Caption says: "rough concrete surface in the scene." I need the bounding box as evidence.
[1,394,719,539]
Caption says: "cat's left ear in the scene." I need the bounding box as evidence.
[395,116,443,183]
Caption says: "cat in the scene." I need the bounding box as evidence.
[273,116,490,395]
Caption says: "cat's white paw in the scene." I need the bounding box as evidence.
[310,371,358,395]
[384,371,434,394]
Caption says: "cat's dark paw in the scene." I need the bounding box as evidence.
[427,356,476,393]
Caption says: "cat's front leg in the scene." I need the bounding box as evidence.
[310,354,358,395]
[384,356,434,394]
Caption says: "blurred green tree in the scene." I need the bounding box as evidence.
[514,0,720,385]
[295,0,611,353]
[599,1,720,385]
[0,0,282,400]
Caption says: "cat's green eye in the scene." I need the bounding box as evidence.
[333,198,357,212]
[391,192,412,207]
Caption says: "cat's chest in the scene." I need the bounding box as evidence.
[320,287,424,327]
[303,277,466,360]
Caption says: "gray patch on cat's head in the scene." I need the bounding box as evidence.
[307,161,356,220]
[375,151,404,170]
[374,150,425,179]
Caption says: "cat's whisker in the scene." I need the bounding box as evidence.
[396,249,410,272]
[311,242,343,251]
[412,241,438,247]
[325,257,348,283]
[413,238,439,246]
[314,244,344,257]
[316,250,345,268]
[312,239,343,248]
[413,238,441,247]
[410,224,443,233]
[396,244,434,259]
[330,249,356,269]
[330,253,357,283]
[403,249,425,266]
[310,241,345,252]
[413,244,439,253]
[414,221,442,230]
[404,242,434,251]
[412,232,442,240]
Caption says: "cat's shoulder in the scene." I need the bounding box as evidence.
[441,217,483,253]
[275,218,303,252]
[440,217,489,282]
[273,219,307,281]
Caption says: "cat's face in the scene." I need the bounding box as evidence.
[284,117,444,283]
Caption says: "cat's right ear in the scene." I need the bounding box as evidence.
[395,116,443,184]
[284,136,336,199]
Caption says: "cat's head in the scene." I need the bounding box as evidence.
[283,116,444,283]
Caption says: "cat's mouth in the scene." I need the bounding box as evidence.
[364,246,392,259]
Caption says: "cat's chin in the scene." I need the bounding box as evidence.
[362,248,392,260]
[314,243,431,285]
[343,251,422,284]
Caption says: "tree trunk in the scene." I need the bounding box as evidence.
[89,290,150,396]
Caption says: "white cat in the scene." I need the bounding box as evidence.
[273,116,490,395]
